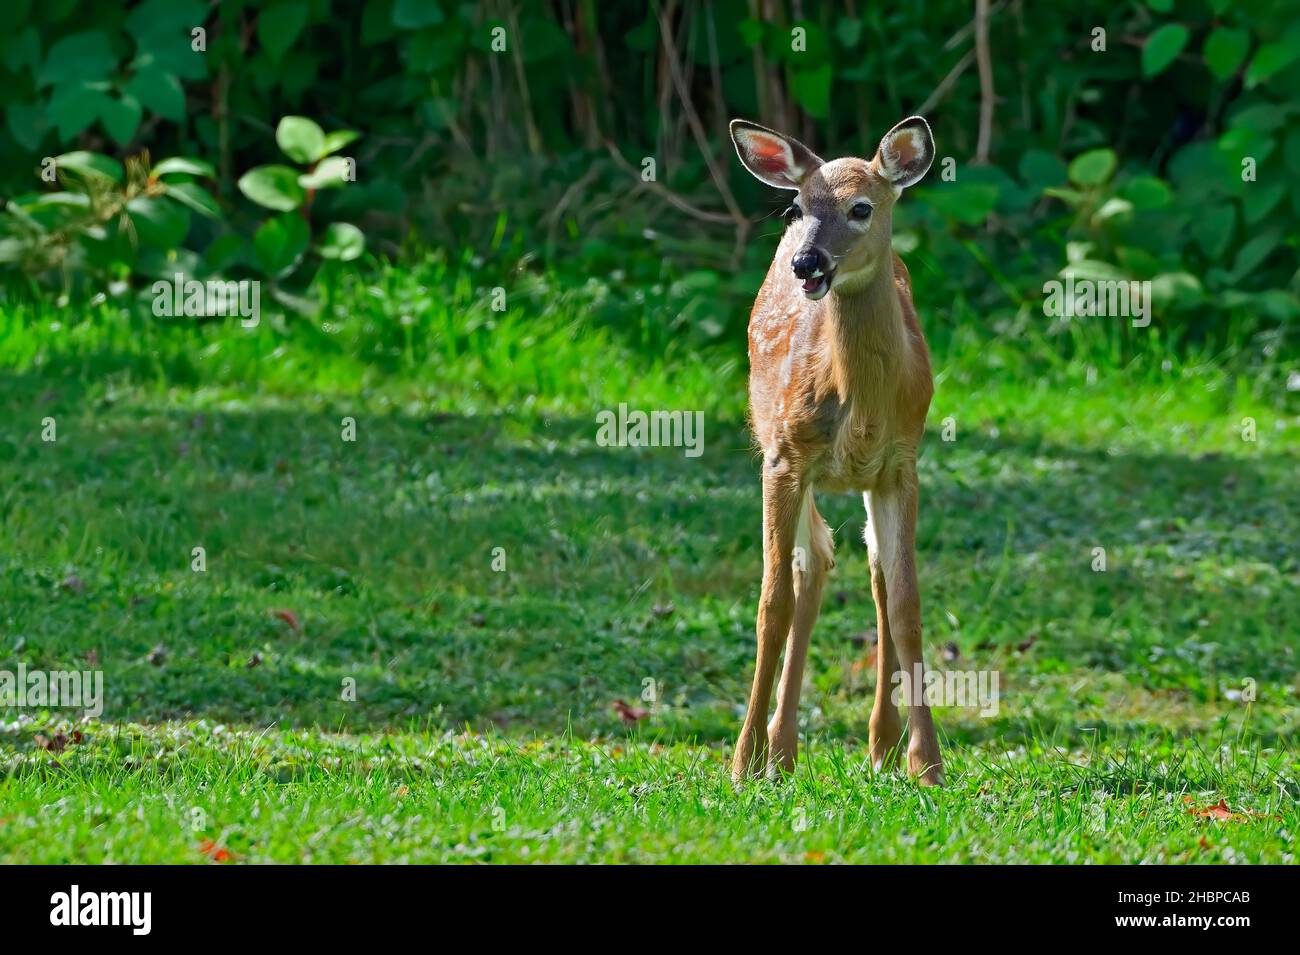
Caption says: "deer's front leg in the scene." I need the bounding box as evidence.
[732,464,802,782]
[866,479,943,786]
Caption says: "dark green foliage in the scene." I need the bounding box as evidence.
[0,1,1295,353]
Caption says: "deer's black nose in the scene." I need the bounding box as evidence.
[792,248,824,279]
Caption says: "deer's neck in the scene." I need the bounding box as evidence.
[821,261,908,404]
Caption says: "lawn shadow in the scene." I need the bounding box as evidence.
[1,367,1295,745]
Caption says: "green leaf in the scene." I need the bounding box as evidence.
[1191,203,1235,258]
[1245,41,1300,88]
[276,115,326,163]
[205,234,249,271]
[126,0,208,41]
[298,157,353,190]
[54,151,124,182]
[1142,24,1189,78]
[6,26,41,73]
[1203,28,1249,81]
[1242,182,1286,225]
[38,31,116,87]
[922,182,999,225]
[835,17,862,48]
[1067,148,1116,187]
[164,182,222,219]
[392,0,444,30]
[1150,271,1204,307]
[738,19,764,48]
[1091,197,1133,225]
[127,195,192,248]
[254,212,310,277]
[270,285,321,317]
[317,222,365,261]
[321,129,360,156]
[99,93,144,145]
[238,165,306,211]
[6,102,47,151]
[1228,230,1279,281]
[0,238,27,264]
[1119,175,1173,210]
[1019,149,1067,189]
[152,157,216,179]
[788,63,832,119]
[258,2,309,62]
[49,84,113,140]
[125,68,186,122]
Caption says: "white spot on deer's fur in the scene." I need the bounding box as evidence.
[863,490,901,582]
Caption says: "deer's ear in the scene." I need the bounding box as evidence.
[873,116,934,190]
[729,120,822,190]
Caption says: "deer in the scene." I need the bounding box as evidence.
[727,115,943,786]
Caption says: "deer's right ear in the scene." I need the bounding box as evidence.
[729,120,822,191]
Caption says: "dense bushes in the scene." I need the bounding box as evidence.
[0,0,1296,354]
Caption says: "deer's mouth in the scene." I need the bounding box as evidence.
[800,266,835,300]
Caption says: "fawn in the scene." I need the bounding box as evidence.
[727,116,942,786]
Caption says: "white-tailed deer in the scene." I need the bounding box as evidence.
[728,115,942,785]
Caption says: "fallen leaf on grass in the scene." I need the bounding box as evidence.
[198,840,235,863]
[1187,798,1257,822]
[612,700,649,723]
[269,608,301,632]
[35,731,83,753]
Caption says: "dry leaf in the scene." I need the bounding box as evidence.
[269,608,301,632]
[198,840,235,863]
[612,699,650,723]
[1190,798,1245,822]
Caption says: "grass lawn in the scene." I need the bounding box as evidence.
[1,262,1296,863]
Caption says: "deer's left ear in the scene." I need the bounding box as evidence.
[873,116,934,190]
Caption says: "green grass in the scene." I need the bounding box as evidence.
[0,258,1296,863]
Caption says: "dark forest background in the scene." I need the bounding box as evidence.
[0,0,1296,362]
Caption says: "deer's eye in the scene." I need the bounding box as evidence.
[850,201,873,221]
[783,204,802,225]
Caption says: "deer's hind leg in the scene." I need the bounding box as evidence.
[767,490,834,776]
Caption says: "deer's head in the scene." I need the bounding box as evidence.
[730,116,934,300]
